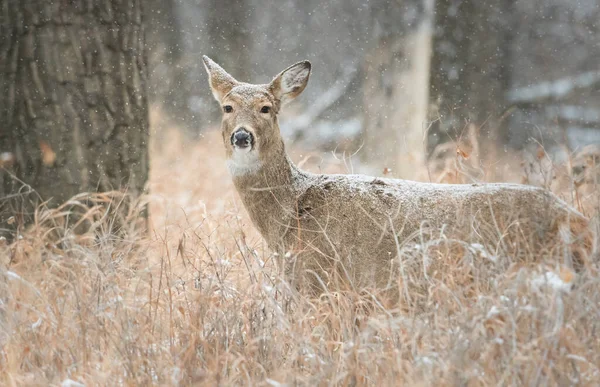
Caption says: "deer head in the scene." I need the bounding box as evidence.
[202,56,311,176]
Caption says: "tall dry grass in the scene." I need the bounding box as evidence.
[1,120,599,386]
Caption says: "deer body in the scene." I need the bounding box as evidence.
[203,56,591,294]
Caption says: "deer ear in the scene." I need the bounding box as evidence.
[202,55,239,102]
[269,60,311,105]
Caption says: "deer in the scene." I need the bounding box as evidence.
[202,56,593,296]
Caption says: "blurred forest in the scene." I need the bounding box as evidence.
[1,0,600,227]
[148,0,600,178]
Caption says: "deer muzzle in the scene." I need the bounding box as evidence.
[231,128,254,150]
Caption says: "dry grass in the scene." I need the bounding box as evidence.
[1,119,600,386]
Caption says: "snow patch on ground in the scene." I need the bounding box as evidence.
[61,380,85,387]
[469,243,496,262]
[531,271,573,293]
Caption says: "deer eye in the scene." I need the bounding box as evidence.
[260,106,271,114]
[223,105,233,113]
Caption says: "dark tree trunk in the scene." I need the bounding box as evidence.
[507,0,600,151]
[199,0,252,124]
[428,0,515,176]
[0,0,149,232]
[145,0,195,134]
[206,0,252,82]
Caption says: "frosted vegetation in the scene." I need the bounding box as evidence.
[2,128,599,385]
[1,0,600,385]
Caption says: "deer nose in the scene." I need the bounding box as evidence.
[231,129,253,148]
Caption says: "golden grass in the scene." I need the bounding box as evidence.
[1,119,599,386]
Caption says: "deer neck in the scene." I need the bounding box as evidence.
[231,139,305,247]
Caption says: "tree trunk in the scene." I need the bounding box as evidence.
[145,0,195,134]
[206,0,252,82]
[361,0,434,180]
[507,0,600,152]
[428,0,515,177]
[0,0,149,231]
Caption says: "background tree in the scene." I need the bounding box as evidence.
[0,0,149,231]
[506,0,600,151]
[205,0,252,82]
[145,0,195,134]
[428,0,515,177]
[361,0,435,180]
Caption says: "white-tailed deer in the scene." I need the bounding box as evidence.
[203,56,592,295]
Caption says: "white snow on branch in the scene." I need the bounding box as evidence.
[567,127,600,149]
[507,71,600,103]
[546,105,600,123]
[288,118,362,148]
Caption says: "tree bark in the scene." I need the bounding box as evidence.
[428,0,515,177]
[361,0,434,180]
[0,0,149,231]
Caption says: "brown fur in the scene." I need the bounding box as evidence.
[203,56,592,295]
